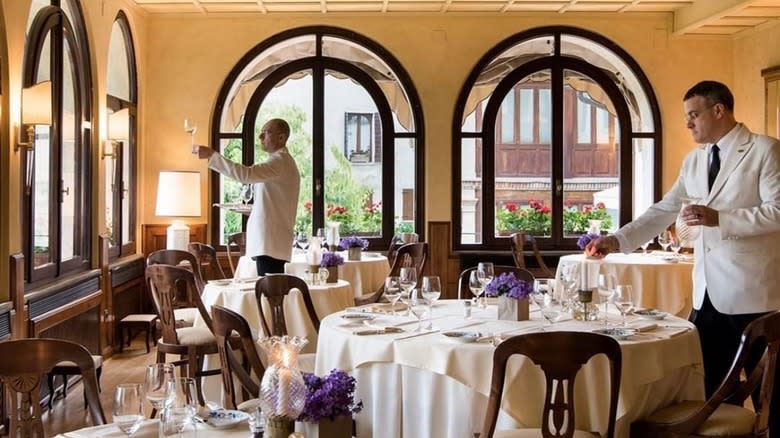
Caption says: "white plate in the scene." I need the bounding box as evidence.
[634,309,669,320]
[441,331,481,343]
[208,279,232,286]
[593,327,638,340]
[205,409,250,429]
[341,313,376,323]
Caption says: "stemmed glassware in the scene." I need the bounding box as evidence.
[598,273,617,325]
[531,278,550,311]
[144,363,175,417]
[183,119,197,147]
[295,232,310,251]
[468,271,484,306]
[161,377,198,437]
[541,294,563,328]
[558,263,580,312]
[640,239,653,255]
[399,267,417,316]
[408,290,429,332]
[614,285,635,326]
[113,383,145,436]
[239,184,254,205]
[384,276,402,316]
[657,230,673,252]
[476,262,494,307]
[670,236,683,259]
[421,276,441,329]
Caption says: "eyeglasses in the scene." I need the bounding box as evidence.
[259,129,276,136]
[684,104,716,122]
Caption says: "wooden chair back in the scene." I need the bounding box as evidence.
[355,242,428,306]
[457,265,535,299]
[188,242,227,281]
[481,331,622,438]
[145,264,213,343]
[0,338,106,436]
[226,232,247,276]
[211,305,265,410]
[255,274,320,337]
[631,310,780,438]
[510,232,554,278]
[386,233,419,267]
[147,249,205,291]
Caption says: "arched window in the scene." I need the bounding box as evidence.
[453,26,661,250]
[105,11,137,259]
[23,0,92,282]
[211,26,424,249]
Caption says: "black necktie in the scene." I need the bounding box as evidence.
[708,144,720,191]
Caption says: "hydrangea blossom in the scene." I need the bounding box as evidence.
[484,272,532,300]
[298,369,363,422]
[338,236,369,250]
[576,233,601,250]
[320,251,345,267]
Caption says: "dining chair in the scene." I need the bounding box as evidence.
[226,232,247,277]
[457,265,534,299]
[254,274,320,337]
[147,249,203,327]
[211,305,265,412]
[0,338,106,436]
[480,331,622,438]
[145,264,221,406]
[188,242,228,281]
[630,310,780,438]
[510,232,554,279]
[386,232,419,267]
[355,242,428,306]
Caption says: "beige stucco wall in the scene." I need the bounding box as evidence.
[732,21,780,135]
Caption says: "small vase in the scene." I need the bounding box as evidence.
[588,219,603,235]
[497,296,529,321]
[347,247,362,261]
[266,417,295,438]
[300,416,353,438]
[327,266,339,283]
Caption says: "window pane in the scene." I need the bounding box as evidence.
[460,137,481,244]
[395,138,415,235]
[33,124,51,267]
[563,70,619,237]
[324,72,381,237]
[61,40,77,261]
[519,89,534,143]
[122,140,131,245]
[539,89,551,143]
[105,151,115,243]
[500,92,514,143]
[596,107,610,144]
[633,138,654,221]
[107,21,130,100]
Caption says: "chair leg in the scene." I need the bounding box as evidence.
[46,373,55,410]
[144,325,151,354]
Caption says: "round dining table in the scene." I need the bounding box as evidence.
[557,252,694,317]
[316,300,704,438]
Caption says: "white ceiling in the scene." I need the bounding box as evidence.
[130,0,780,36]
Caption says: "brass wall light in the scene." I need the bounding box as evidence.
[16,81,52,194]
[103,108,129,159]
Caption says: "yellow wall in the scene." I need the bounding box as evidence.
[5,2,773,294]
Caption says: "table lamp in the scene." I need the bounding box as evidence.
[155,170,201,250]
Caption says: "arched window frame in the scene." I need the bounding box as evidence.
[452,26,662,251]
[22,0,93,283]
[105,11,138,259]
[211,26,425,251]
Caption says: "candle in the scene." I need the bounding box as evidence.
[278,368,291,418]
[580,261,588,290]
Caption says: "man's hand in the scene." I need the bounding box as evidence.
[585,235,619,259]
[680,204,719,227]
[193,145,215,160]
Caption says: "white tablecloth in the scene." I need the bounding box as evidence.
[56,419,247,437]
[557,252,694,317]
[316,300,704,438]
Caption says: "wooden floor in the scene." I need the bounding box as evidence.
[42,337,156,437]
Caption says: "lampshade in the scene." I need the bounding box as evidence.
[22,81,52,125]
[155,171,202,217]
[108,108,130,140]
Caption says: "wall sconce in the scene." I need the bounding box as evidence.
[103,108,129,159]
[17,81,53,194]
[155,171,202,250]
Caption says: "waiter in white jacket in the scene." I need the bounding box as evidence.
[587,81,780,435]
[195,118,300,275]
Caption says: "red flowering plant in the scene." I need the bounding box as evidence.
[295,200,313,234]
[361,201,382,233]
[495,200,551,235]
[563,202,614,234]
[298,369,363,423]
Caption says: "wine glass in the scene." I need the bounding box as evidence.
[113,383,145,436]
[239,184,253,205]
[408,290,429,332]
[541,294,563,328]
[558,263,580,312]
[598,273,617,325]
[144,363,174,417]
[640,239,653,255]
[296,231,310,251]
[476,262,494,307]
[399,267,417,298]
[383,276,402,316]
[531,278,550,312]
[670,236,683,259]
[468,271,484,306]
[657,230,672,252]
[614,285,635,326]
[183,119,197,146]
[162,378,198,436]
[421,276,441,329]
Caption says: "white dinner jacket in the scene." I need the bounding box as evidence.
[209,147,301,262]
[615,123,780,314]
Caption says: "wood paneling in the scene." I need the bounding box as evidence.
[142,223,207,256]
[427,221,461,299]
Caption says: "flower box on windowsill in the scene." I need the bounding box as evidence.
[349,151,371,163]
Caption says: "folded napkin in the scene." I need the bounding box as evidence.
[60,420,159,438]
[629,322,658,332]
[345,302,408,315]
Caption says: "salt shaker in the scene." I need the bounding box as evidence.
[463,300,472,319]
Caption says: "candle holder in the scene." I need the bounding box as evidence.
[258,336,308,436]
[572,288,599,321]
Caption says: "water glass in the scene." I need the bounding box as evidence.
[477,263,494,307]
[531,278,550,311]
[541,295,563,328]
[657,230,672,252]
[163,377,198,435]
[421,276,441,329]
[144,363,175,416]
[598,273,616,325]
[399,267,417,298]
[468,271,484,307]
[614,285,635,326]
[113,383,144,436]
[384,276,402,316]
[408,291,429,332]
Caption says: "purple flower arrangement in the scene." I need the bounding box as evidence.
[338,236,369,250]
[320,251,345,267]
[484,272,532,300]
[576,233,601,250]
[298,369,363,423]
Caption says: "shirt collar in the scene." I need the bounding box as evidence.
[709,123,741,157]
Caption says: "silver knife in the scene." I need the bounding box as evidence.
[353,327,404,335]
[393,321,484,341]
